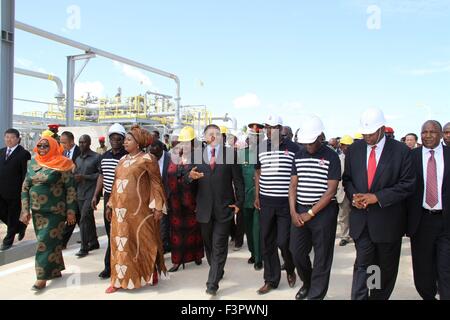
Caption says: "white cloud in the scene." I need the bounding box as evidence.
[113,61,153,88]
[75,81,105,98]
[233,93,261,109]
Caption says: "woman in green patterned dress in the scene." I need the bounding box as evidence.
[20,136,77,291]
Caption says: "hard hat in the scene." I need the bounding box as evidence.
[48,124,60,129]
[264,114,283,127]
[354,133,364,140]
[41,130,55,138]
[385,127,395,134]
[298,115,324,144]
[359,108,386,135]
[219,126,229,135]
[98,136,106,142]
[108,123,126,137]
[340,135,354,146]
[178,126,196,142]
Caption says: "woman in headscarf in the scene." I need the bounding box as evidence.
[167,126,204,272]
[105,125,167,293]
[20,136,77,291]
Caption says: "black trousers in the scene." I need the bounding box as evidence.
[352,227,402,300]
[78,199,98,251]
[0,195,25,245]
[411,212,450,300]
[200,217,231,291]
[260,205,295,287]
[230,209,245,247]
[160,213,171,253]
[290,203,338,300]
[61,209,81,248]
[103,192,111,272]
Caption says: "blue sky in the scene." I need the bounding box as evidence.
[13,0,450,139]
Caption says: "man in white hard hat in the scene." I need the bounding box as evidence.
[91,123,128,279]
[289,115,341,300]
[255,115,299,295]
[343,108,415,300]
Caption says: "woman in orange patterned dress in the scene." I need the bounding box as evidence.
[105,125,167,294]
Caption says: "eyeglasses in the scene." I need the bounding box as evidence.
[36,144,50,149]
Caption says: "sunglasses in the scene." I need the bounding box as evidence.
[36,144,50,149]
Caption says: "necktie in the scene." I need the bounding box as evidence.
[210,147,216,171]
[5,148,11,160]
[367,146,377,190]
[426,150,438,208]
[67,150,71,159]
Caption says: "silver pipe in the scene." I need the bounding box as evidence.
[14,67,64,100]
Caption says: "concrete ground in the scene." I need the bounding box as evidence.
[0,235,421,300]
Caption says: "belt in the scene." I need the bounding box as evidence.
[423,209,443,215]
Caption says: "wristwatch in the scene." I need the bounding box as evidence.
[308,209,316,217]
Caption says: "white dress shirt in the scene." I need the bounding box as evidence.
[66,145,76,159]
[207,144,220,162]
[366,136,386,168]
[422,144,444,210]
[157,151,165,177]
[5,144,19,159]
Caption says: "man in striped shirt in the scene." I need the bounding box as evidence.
[91,123,128,279]
[289,115,340,300]
[255,115,299,295]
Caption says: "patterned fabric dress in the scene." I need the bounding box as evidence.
[167,161,204,265]
[21,158,78,280]
[109,153,167,290]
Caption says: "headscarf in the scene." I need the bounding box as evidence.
[33,136,75,172]
[128,125,153,150]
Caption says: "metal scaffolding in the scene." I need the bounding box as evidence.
[15,21,183,128]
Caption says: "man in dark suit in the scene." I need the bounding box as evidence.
[343,108,415,300]
[0,129,31,251]
[407,120,450,300]
[60,131,81,162]
[187,124,245,296]
[149,139,171,253]
[61,131,81,249]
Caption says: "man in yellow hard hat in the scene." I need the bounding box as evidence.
[336,135,354,247]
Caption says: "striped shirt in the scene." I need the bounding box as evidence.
[291,144,341,206]
[256,140,300,207]
[99,148,128,194]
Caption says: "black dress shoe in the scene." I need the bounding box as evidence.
[339,239,349,247]
[254,262,263,271]
[0,244,12,251]
[205,288,217,296]
[168,264,185,273]
[88,242,100,251]
[287,272,297,288]
[248,257,255,264]
[98,270,111,279]
[281,263,286,271]
[195,260,202,266]
[18,225,26,241]
[295,285,310,300]
[75,250,89,258]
